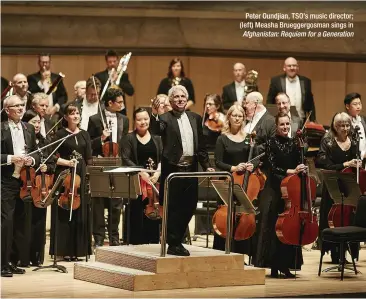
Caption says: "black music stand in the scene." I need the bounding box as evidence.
[321,171,361,273]
[90,158,121,245]
[33,172,68,274]
[88,166,143,245]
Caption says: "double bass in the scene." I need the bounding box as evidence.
[276,129,318,246]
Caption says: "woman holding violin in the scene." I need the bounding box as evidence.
[49,103,92,261]
[202,94,225,152]
[213,104,256,255]
[316,112,360,263]
[257,112,305,278]
[11,109,56,267]
[121,107,163,244]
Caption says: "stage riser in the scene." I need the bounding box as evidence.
[74,262,265,291]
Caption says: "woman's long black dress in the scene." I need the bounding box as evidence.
[255,134,303,270]
[49,129,92,258]
[315,135,359,261]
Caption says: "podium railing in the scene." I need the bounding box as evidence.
[160,171,233,257]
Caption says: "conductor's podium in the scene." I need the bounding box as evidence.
[74,244,265,291]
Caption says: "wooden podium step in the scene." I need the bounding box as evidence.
[74,244,265,291]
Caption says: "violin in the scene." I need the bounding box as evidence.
[275,129,318,245]
[58,151,81,211]
[204,113,224,132]
[31,152,55,208]
[19,146,36,201]
[140,158,163,220]
[102,121,119,157]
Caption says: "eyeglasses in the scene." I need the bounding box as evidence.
[8,104,25,108]
[231,114,244,119]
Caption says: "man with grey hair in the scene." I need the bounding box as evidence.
[31,92,54,138]
[74,80,86,102]
[150,85,214,256]
[267,57,315,122]
[222,62,248,111]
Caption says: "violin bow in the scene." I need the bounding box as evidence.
[300,110,313,132]
[91,74,108,130]
[69,158,79,222]
[34,138,67,172]
[46,117,63,136]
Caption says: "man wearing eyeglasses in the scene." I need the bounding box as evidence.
[87,87,129,247]
[1,95,39,277]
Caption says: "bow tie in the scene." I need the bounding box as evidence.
[10,121,21,130]
[287,76,298,83]
[105,112,117,118]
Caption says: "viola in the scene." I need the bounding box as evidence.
[204,113,224,132]
[102,120,119,157]
[275,130,318,246]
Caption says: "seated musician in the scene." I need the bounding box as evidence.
[316,112,360,263]
[275,92,303,137]
[213,104,255,255]
[344,92,366,159]
[258,112,305,278]
[87,87,129,247]
[1,95,39,277]
[12,109,55,267]
[202,93,225,152]
[121,107,162,244]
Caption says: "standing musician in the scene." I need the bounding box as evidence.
[344,93,366,159]
[1,95,39,277]
[258,112,305,278]
[267,57,315,122]
[151,85,214,256]
[316,112,360,263]
[275,92,303,137]
[27,53,68,116]
[202,94,225,152]
[11,109,55,267]
[12,74,32,111]
[87,87,129,247]
[213,104,255,254]
[49,103,92,262]
[31,93,55,139]
[157,58,195,110]
[121,108,162,244]
[95,49,134,115]
[73,80,86,102]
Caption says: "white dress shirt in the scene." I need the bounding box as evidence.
[105,110,118,143]
[351,115,366,158]
[176,112,194,157]
[243,108,267,134]
[40,118,46,138]
[80,98,99,131]
[286,76,304,119]
[288,111,292,137]
[235,80,246,105]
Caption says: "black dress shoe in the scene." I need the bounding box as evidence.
[110,240,120,246]
[71,257,81,262]
[167,244,190,256]
[94,241,104,247]
[1,266,13,277]
[270,268,279,278]
[8,263,25,274]
[279,267,295,279]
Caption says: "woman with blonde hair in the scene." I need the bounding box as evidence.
[213,104,257,255]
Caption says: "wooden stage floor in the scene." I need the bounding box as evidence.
[1,240,366,298]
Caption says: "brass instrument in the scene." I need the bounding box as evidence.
[244,70,259,96]
[171,77,181,87]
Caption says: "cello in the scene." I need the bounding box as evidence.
[276,129,318,246]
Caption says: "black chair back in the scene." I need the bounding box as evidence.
[355,195,366,228]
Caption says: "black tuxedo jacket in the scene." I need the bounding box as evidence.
[150,111,210,171]
[250,110,276,153]
[1,121,40,179]
[267,74,315,121]
[222,82,238,111]
[27,71,68,106]
[87,111,129,156]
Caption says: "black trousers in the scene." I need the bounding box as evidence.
[92,197,122,243]
[1,177,22,268]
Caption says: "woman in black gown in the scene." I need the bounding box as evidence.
[256,112,306,278]
[49,103,92,261]
[213,104,256,255]
[157,58,195,110]
[316,112,360,263]
[121,108,162,244]
[11,109,55,267]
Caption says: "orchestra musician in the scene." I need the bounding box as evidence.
[31,93,55,139]
[267,57,315,122]
[121,107,162,244]
[275,92,303,137]
[73,81,86,102]
[316,112,360,263]
[11,109,55,267]
[95,49,134,115]
[1,95,39,277]
[151,85,214,256]
[213,104,256,254]
[27,53,68,116]
[12,74,32,111]
[157,58,195,110]
[49,103,92,262]
[256,112,305,278]
[202,93,225,152]
[344,93,366,159]
[87,87,129,247]
[222,63,250,112]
